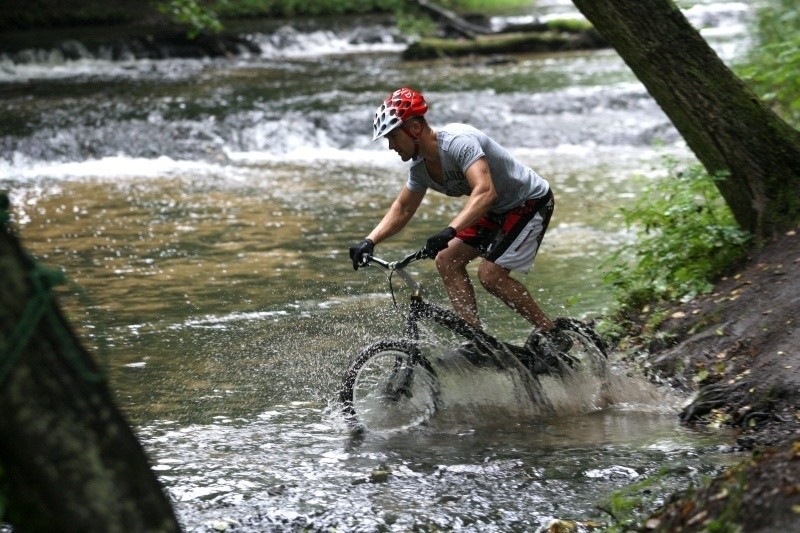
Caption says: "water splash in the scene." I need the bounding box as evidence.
[382,335,685,431]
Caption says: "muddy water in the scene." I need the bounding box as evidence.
[0,2,752,530]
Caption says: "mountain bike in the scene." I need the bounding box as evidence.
[338,248,608,431]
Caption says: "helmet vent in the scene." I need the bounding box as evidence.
[372,87,428,141]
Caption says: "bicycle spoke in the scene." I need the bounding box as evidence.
[341,341,439,432]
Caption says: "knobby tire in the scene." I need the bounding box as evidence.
[339,339,439,431]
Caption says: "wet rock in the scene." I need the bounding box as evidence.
[545,519,578,532]
[348,26,384,45]
[266,484,285,496]
[211,518,240,531]
[59,39,92,60]
[46,49,65,63]
[110,40,136,61]
[2,30,261,64]
[369,467,391,483]
[12,48,39,64]
[269,25,301,48]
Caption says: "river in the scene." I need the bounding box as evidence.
[0,1,752,530]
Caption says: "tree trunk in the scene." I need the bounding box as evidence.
[571,0,800,241]
[0,195,180,532]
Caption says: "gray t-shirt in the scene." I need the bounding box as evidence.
[407,123,550,213]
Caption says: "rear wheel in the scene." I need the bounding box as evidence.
[339,339,439,431]
[554,317,609,377]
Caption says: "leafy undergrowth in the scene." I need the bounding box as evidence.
[599,162,750,350]
[607,227,800,531]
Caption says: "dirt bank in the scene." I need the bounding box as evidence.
[628,227,800,530]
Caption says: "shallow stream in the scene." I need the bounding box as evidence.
[0,1,753,530]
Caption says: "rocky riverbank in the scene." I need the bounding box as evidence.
[626,227,800,530]
[1,29,261,64]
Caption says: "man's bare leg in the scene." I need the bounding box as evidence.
[434,240,482,329]
[478,259,554,331]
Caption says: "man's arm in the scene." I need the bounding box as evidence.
[449,157,497,231]
[366,187,426,245]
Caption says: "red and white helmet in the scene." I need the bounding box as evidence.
[372,87,428,141]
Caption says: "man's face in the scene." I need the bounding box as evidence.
[385,127,413,162]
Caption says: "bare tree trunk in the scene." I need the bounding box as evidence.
[571,0,800,241]
[0,193,180,532]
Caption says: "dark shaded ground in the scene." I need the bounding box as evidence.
[626,227,800,531]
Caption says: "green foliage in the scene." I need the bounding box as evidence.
[438,0,531,12]
[154,0,530,29]
[214,0,405,18]
[600,0,795,342]
[153,0,406,30]
[396,13,439,38]
[599,467,674,532]
[603,162,750,312]
[738,0,800,127]
[155,0,223,38]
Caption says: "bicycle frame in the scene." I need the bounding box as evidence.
[341,249,610,429]
[364,249,507,355]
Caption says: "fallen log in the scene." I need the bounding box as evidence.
[402,23,607,60]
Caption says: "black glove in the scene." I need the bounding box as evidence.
[424,227,456,258]
[349,238,374,270]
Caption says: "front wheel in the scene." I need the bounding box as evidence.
[339,339,439,432]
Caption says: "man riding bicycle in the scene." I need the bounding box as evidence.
[349,87,570,359]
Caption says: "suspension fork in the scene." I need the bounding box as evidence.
[403,295,424,341]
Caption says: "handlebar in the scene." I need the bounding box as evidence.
[361,248,430,295]
[363,248,428,272]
